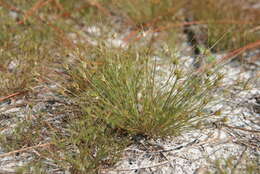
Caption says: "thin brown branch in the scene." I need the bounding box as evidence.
[0,91,28,102]
[222,123,260,134]
[197,40,260,73]
[0,143,52,158]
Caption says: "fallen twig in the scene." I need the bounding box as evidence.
[0,143,52,158]
[0,91,28,102]
[197,40,260,73]
[222,123,260,134]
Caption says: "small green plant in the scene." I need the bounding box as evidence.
[66,45,222,138]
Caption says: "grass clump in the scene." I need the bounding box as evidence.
[66,46,222,138]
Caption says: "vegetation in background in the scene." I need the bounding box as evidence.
[107,0,185,27]
[189,0,260,51]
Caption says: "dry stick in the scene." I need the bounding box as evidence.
[222,123,260,134]
[0,91,28,102]
[0,143,52,158]
[235,140,260,150]
[197,40,260,73]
